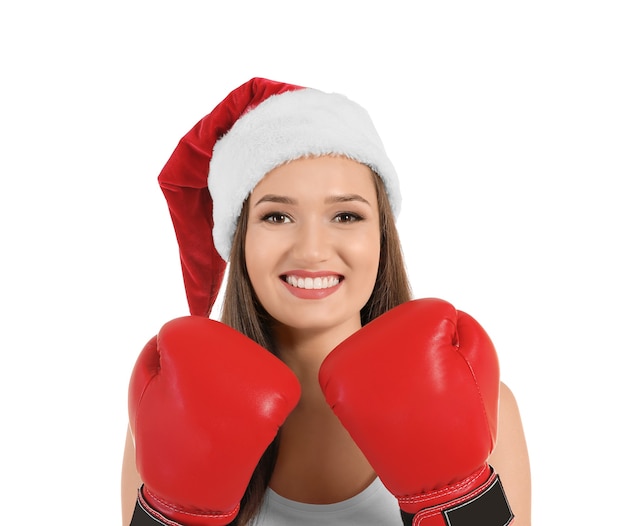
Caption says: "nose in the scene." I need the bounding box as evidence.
[291,220,331,264]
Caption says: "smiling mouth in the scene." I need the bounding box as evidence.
[282,275,342,290]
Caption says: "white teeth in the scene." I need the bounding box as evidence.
[286,275,340,289]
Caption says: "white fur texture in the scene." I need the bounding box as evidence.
[209,88,401,260]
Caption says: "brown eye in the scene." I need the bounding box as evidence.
[262,213,292,224]
[334,212,363,223]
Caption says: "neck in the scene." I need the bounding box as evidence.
[273,317,361,372]
[268,318,376,504]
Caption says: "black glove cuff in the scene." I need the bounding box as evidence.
[129,487,183,526]
[400,471,513,526]
[130,497,169,526]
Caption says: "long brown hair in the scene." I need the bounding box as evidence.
[220,169,412,525]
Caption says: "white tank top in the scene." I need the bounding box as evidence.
[250,477,404,525]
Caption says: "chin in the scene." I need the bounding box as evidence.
[270,307,362,335]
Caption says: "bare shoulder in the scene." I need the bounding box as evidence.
[488,382,532,525]
[121,425,143,525]
[498,382,521,421]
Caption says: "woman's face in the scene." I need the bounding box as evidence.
[245,155,381,334]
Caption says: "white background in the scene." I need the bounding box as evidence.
[1,1,624,524]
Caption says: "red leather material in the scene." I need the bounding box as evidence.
[319,298,500,515]
[129,316,301,525]
[400,465,491,519]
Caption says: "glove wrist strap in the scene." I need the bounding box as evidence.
[130,494,177,526]
[400,467,514,526]
[130,486,238,526]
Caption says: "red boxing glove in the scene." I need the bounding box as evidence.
[128,316,300,526]
[319,298,514,526]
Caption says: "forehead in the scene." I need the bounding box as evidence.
[250,155,377,198]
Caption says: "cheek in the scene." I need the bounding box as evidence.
[244,230,283,295]
[346,231,381,278]
[343,234,381,312]
[244,236,266,284]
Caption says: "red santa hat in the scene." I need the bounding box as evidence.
[158,77,400,316]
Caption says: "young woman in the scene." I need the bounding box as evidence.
[121,78,531,526]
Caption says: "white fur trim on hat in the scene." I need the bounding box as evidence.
[208,88,401,260]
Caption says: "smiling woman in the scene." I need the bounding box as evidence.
[244,156,381,332]
[122,77,531,526]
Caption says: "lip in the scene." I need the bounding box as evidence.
[280,270,343,300]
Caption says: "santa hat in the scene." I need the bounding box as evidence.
[158,77,400,316]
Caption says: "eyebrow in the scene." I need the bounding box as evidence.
[253,194,297,207]
[327,194,372,206]
[253,194,372,207]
